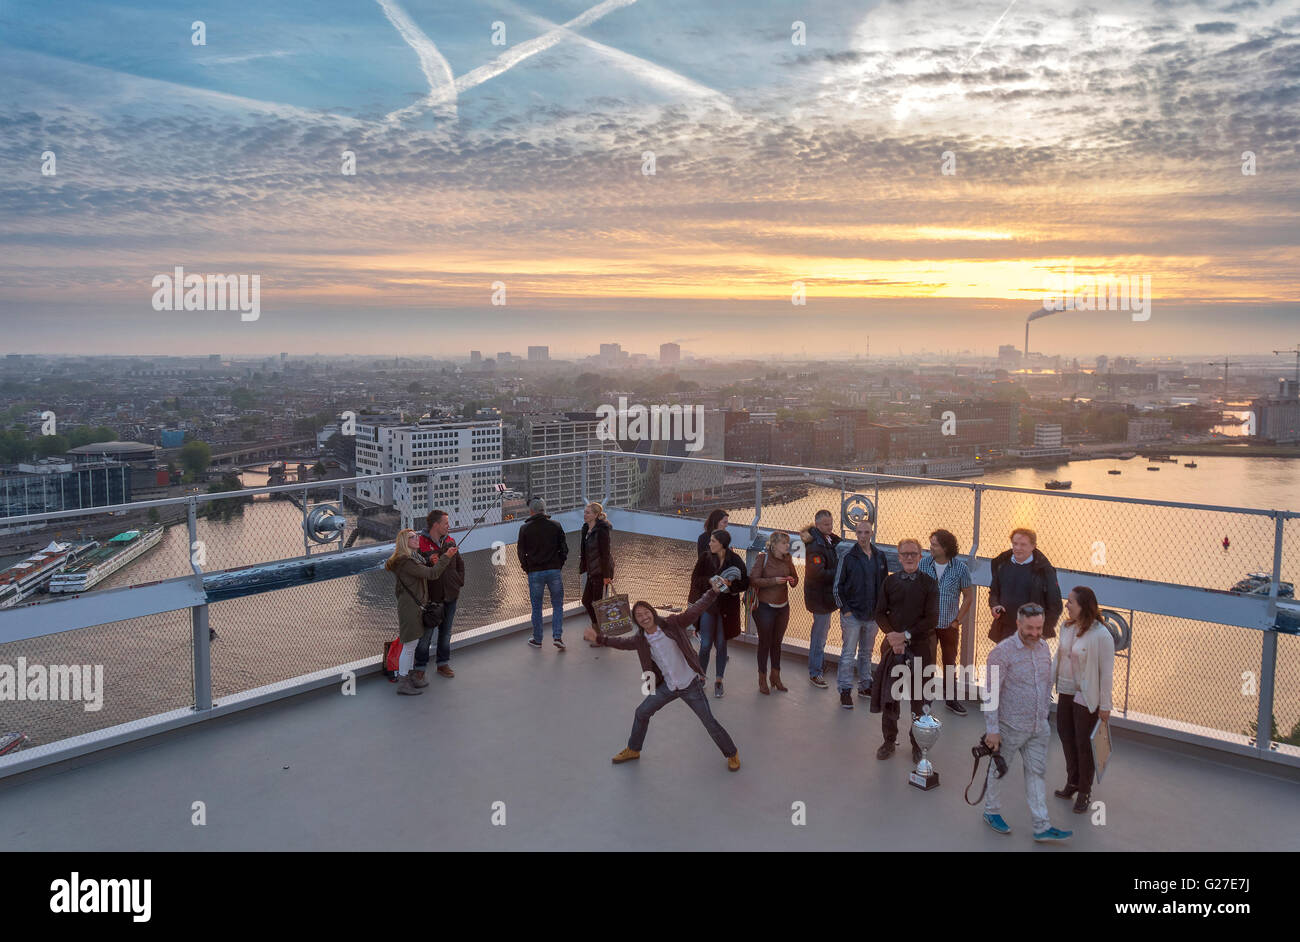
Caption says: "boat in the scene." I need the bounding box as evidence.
[1044,480,1072,490]
[0,732,28,756]
[1184,461,1198,468]
[1147,466,1160,471]
[0,540,99,608]
[47,527,164,593]
[1230,573,1295,599]
[1108,470,1122,475]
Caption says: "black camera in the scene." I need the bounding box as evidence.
[972,735,1009,778]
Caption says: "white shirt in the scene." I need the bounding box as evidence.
[1011,552,1034,565]
[933,561,948,580]
[645,627,697,691]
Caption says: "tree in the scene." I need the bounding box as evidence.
[312,461,326,478]
[35,434,69,457]
[180,441,212,478]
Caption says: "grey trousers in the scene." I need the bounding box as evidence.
[983,720,1051,833]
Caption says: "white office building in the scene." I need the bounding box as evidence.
[355,419,504,530]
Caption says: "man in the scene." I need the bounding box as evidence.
[411,509,465,685]
[832,517,889,709]
[872,538,939,761]
[798,510,843,689]
[583,583,740,771]
[920,528,974,715]
[981,603,1073,843]
[988,528,1062,643]
[517,497,568,650]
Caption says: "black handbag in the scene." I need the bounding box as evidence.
[396,573,445,629]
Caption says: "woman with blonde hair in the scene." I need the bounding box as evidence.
[579,501,615,640]
[385,528,456,695]
[749,530,799,694]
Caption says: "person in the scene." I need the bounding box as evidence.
[412,509,465,684]
[1222,535,1230,551]
[871,538,939,761]
[688,528,749,698]
[518,497,568,651]
[584,584,740,771]
[1053,586,1115,815]
[579,501,614,643]
[920,528,974,715]
[981,602,1073,843]
[697,509,729,557]
[799,510,843,688]
[384,528,456,695]
[749,530,799,695]
[832,517,888,709]
[988,528,1062,643]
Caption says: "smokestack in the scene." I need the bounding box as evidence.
[1024,306,1056,359]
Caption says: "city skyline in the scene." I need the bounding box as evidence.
[3,0,1298,354]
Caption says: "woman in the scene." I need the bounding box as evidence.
[697,509,729,558]
[1053,585,1115,813]
[688,528,749,698]
[385,528,455,696]
[749,531,799,694]
[579,501,615,644]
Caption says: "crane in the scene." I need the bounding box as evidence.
[1273,344,1300,385]
[1205,358,1238,400]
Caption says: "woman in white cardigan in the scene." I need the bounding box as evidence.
[1052,585,1115,814]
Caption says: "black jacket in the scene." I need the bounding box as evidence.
[418,531,466,603]
[579,518,614,579]
[870,644,912,714]
[833,540,889,618]
[874,570,940,643]
[688,549,750,640]
[595,590,719,690]
[517,513,568,573]
[988,548,1063,641]
[799,525,843,615]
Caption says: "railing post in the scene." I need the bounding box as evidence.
[581,451,589,506]
[962,485,982,670]
[603,453,612,506]
[301,479,311,556]
[751,465,762,541]
[839,474,846,540]
[1254,515,1284,752]
[187,497,212,712]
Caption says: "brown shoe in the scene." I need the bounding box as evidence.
[436,665,454,678]
[758,672,770,695]
[395,675,423,696]
[612,748,640,764]
[770,669,787,692]
[727,752,741,772]
[409,670,429,688]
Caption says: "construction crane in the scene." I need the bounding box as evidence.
[1273,344,1300,384]
[1205,358,1239,399]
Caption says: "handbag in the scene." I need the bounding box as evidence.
[744,552,765,617]
[396,572,445,629]
[592,582,634,636]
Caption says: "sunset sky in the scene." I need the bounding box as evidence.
[1,0,1297,357]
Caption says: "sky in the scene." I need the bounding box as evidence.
[1,0,1297,358]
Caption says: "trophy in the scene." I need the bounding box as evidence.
[908,707,942,791]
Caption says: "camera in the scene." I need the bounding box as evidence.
[972,734,1009,778]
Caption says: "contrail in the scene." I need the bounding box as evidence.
[959,0,1019,70]
[387,0,639,122]
[375,0,458,120]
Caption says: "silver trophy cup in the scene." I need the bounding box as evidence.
[909,708,942,791]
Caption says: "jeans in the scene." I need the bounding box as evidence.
[880,634,936,747]
[836,611,878,693]
[697,609,727,679]
[628,677,737,756]
[414,599,457,669]
[808,611,832,678]
[754,602,790,673]
[984,720,1052,833]
[528,569,564,642]
[1057,693,1099,794]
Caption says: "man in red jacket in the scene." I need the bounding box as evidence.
[412,509,465,684]
[584,583,740,772]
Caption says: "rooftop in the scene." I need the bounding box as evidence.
[3,611,1296,852]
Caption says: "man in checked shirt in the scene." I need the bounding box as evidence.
[981,602,1073,843]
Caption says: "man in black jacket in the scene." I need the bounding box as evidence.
[799,510,842,689]
[411,509,466,684]
[988,528,1062,642]
[873,538,939,762]
[832,519,889,708]
[584,585,740,771]
[518,498,569,650]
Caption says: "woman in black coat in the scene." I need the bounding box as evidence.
[688,528,749,698]
[579,501,615,633]
[697,509,729,557]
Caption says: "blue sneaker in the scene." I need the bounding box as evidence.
[1033,826,1073,843]
[983,813,1011,835]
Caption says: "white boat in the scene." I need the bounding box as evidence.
[0,540,99,609]
[47,527,164,593]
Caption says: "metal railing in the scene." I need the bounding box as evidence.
[1,450,1296,778]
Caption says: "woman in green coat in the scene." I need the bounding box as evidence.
[385,528,455,695]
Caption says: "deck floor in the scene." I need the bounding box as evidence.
[3,614,1297,851]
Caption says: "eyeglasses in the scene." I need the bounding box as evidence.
[898,551,921,558]
[1018,604,1045,616]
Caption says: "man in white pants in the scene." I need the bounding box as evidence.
[981,603,1073,843]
